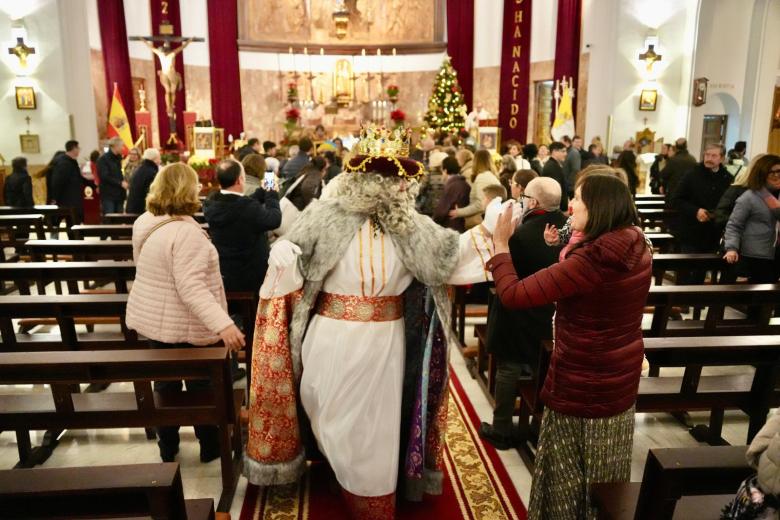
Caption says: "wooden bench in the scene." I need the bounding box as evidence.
[639,208,674,232]
[635,194,665,202]
[25,239,133,262]
[0,205,76,236]
[0,462,215,519]
[0,214,46,293]
[651,253,727,285]
[72,223,210,240]
[645,232,676,253]
[590,446,751,519]
[104,212,207,224]
[634,199,666,210]
[0,347,243,512]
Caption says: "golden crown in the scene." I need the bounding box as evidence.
[352,124,411,158]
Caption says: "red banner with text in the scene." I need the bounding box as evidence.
[498,0,532,145]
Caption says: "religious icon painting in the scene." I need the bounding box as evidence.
[639,89,658,112]
[15,86,36,110]
[478,127,500,153]
[19,134,40,154]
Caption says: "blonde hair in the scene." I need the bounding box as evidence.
[146,163,201,216]
[241,153,266,179]
[734,153,765,187]
[456,149,473,167]
[575,164,628,190]
[472,149,497,182]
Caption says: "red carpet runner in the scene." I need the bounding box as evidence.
[239,368,527,519]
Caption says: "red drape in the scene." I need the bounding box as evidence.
[97,0,135,140]
[149,0,186,145]
[498,0,532,144]
[446,0,474,111]
[553,0,583,121]
[207,0,244,139]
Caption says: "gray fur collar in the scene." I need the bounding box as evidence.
[282,199,460,377]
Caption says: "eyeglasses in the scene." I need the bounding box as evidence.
[768,168,780,178]
[518,193,536,200]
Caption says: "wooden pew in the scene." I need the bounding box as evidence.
[25,239,133,262]
[0,260,134,296]
[634,199,666,210]
[104,212,207,224]
[635,194,665,202]
[646,232,676,253]
[0,205,76,236]
[0,462,215,519]
[590,446,751,519]
[0,214,46,293]
[639,208,674,233]
[0,347,243,512]
[651,253,726,285]
[72,223,210,239]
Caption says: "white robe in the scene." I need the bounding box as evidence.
[260,221,494,497]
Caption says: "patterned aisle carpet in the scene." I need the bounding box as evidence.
[239,368,527,519]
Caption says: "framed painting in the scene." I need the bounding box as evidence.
[478,126,500,154]
[15,86,36,110]
[639,89,658,111]
[19,134,40,154]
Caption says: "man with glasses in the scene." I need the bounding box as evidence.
[670,143,732,283]
[480,177,567,449]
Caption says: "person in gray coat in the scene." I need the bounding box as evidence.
[723,154,780,284]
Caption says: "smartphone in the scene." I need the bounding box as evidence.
[263,171,275,190]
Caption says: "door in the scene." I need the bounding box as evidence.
[701,115,727,157]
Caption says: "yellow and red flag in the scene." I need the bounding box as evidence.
[106,83,133,155]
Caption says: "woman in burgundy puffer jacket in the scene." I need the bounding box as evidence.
[488,173,652,520]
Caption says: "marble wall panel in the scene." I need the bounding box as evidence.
[129,58,160,148]
[90,49,108,143]
[473,66,500,117]
[185,64,212,122]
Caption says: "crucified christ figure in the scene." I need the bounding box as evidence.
[137,37,195,117]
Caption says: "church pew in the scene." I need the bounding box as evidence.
[0,462,215,519]
[634,199,666,210]
[517,335,780,466]
[25,239,134,262]
[0,260,134,296]
[0,347,242,512]
[646,232,676,253]
[650,253,727,285]
[590,446,751,520]
[72,222,210,239]
[635,194,665,202]
[0,214,46,293]
[639,208,675,233]
[104,212,207,224]
[0,205,76,236]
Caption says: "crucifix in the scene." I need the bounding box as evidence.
[7,37,35,69]
[129,26,204,144]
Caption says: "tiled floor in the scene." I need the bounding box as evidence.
[0,313,756,516]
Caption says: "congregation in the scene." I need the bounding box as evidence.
[4,0,780,519]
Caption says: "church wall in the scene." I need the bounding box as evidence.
[0,0,79,165]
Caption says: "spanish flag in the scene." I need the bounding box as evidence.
[106,83,133,155]
[551,78,576,142]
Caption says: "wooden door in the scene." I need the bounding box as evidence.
[701,115,727,156]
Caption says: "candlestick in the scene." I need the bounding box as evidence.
[392,48,396,56]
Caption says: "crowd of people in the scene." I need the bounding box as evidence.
[5,122,780,519]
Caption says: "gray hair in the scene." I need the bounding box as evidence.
[525,177,561,210]
[142,148,160,161]
[108,137,124,149]
[704,143,725,156]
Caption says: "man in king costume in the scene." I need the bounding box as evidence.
[243,125,496,519]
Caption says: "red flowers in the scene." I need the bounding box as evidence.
[390,109,406,122]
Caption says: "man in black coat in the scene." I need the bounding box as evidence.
[203,159,282,294]
[670,144,732,283]
[479,177,565,450]
[97,138,128,214]
[4,157,34,207]
[541,141,569,213]
[661,138,697,198]
[125,148,161,214]
[238,138,262,161]
[50,140,85,223]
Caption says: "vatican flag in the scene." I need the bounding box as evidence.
[107,83,133,154]
[551,77,576,142]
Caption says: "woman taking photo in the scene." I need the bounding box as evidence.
[488,174,652,519]
[450,148,502,228]
[126,162,245,463]
[723,154,780,283]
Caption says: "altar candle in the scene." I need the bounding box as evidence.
[320,47,324,56]
[392,48,396,56]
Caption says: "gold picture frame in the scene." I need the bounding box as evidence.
[478,126,501,154]
[639,89,658,112]
[19,134,40,154]
[15,86,36,110]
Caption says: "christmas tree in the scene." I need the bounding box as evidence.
[424,57,468,133]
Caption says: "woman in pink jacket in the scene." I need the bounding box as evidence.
[126,162,244,463]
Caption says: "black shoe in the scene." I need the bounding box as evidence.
[479,422,515,451]
[200,445,220,463]
[231,367,247,383]
[160,446,179,463]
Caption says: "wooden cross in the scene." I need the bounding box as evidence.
[643,117,648,127]
[8,37,35,68]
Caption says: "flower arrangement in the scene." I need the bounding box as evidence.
[187,155,218,189]
[285,107,301,123]
[287,82,299,102]
[386,84,399,99]
[390,109,406,128]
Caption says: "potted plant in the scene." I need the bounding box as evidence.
[390,109,406,127]
[386,84,399,103]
